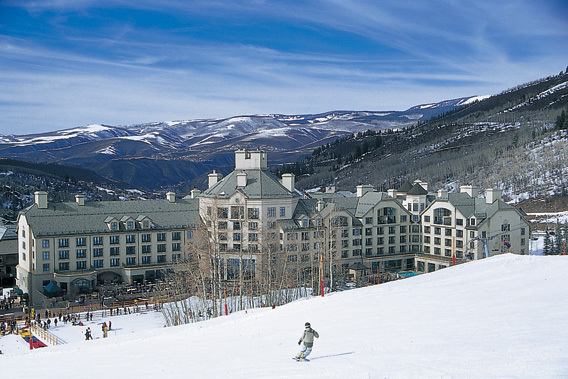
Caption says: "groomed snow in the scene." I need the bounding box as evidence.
[1,254,567,378]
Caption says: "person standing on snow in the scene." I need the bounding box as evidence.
[295,322,319,360]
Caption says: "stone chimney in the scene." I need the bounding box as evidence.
[316,200,325,212]
[460,185,479,198]
[387,189,397,198]
[190,189,202,199]
[356,184,374,197]
[437,189,448,199]
[75,194,85,206]
[485,188,502,204]
[236,172,247,187]
[281,173,295,192]
[208,170,223,189]
[34,191,48,209]
[325,185,336,193]
[166,191,176,203]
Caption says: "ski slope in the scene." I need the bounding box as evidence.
[1,254,567,378]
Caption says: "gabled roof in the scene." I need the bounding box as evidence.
[432,192,521,226]
[20,198,201,237]
[407,183,428,196]
[201,169,297,199]
[355,192,388,218]
[292,199,318,219]
[397,180,413,193]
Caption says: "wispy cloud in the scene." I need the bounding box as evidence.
[1,0,567,134]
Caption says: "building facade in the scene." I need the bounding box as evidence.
[16,149,531,305]
[17,192,200,306]
[0,220,18,288]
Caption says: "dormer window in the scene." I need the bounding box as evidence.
[127,221,134,230]
[136,215,153,229]
[111,222,118,230]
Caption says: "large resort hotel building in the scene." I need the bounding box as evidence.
[17,150,530,306]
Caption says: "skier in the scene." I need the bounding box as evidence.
[295,322,319,361]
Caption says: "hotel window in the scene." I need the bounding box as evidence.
[59,262,69,271]
[280,207,286,217]
[42,240,50,248]
[42,251,50,260]
[126,235,136,243]
[157,244,167,253]
[110,258,120,267]
[268,207,276,218]
[58,238,69,248]
[217,207,228,219]
[248,208,260,219]
[77,261,87,270]
[94,260,103,268]
[110,247,120,256]
[157,233,166,242]
[76,249,87,259]
[110,235,120,244]
[58,250,69,259]
[172,232,181,240]
[43,263,50,272]
[93,248,103,257]
[93,236,103,245]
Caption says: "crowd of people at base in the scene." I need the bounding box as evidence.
[0,320,18,335]
[0,297,19,310]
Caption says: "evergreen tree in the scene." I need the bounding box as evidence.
[554,222,562,254]
[543,232,552,255]
[556,110,566,130]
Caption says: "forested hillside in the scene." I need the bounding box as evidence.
[287,71,568,209]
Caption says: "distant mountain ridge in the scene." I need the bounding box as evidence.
[294,71,568,205]
[0,97,478,190]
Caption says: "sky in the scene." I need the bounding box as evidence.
[1,1,567,135]
[1,253,567,378]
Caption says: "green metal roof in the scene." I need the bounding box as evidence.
[201,169,298,199]
[20,198,201,237]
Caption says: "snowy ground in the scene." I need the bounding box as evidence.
[1,254,567,378]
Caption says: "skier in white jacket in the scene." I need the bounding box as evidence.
[295,322,319,360]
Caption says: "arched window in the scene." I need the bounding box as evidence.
[434,208,452,225]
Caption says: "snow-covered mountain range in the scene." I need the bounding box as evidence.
[0,97,478,190]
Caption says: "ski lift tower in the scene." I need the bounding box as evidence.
[472,231,511,259]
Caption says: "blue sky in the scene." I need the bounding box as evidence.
[1,0,567,135]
